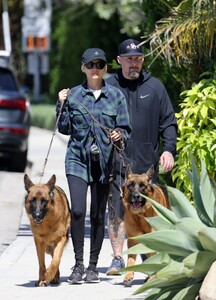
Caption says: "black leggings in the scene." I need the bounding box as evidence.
[67,170,109,267]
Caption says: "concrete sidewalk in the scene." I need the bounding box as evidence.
[0,127,147,300]
[0,197,147,300]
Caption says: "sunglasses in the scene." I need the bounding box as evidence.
[85,61,106,69]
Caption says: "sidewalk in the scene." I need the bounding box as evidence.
[0,194,147,300]
[0,127,148,300]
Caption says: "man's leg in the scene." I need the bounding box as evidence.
[107,217,125,257]
[106,174,125,275]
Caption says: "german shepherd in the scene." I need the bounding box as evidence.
[122,165,170,286]
[24,174,71,287]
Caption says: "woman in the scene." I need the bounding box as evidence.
[56,48,131,284]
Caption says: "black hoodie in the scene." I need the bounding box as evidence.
[106,69,177,179]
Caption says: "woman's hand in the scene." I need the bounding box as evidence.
[109,129,122,142]
[58,88,70,103]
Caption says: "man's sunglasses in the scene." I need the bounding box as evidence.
[85,61,106,69]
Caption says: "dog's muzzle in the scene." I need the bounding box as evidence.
[130,191,146,210]
[33,213,44,224]
[31,209,46,224]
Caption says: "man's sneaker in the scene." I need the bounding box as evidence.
[85,266,100,283]
[106,256,125,275]
[68,263,85,284]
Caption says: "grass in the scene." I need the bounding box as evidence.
[30,103,56,130]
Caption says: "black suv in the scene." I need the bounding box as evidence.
[0,66,31,172]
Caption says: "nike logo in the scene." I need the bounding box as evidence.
[140,94,150,99]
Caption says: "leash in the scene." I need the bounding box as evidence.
[108,148,122,221]
[108,138,126,221]
[39,101,64,183]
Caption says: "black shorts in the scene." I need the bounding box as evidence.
[108,173,125,220]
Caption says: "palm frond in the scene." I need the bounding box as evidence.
[140,0,216,66]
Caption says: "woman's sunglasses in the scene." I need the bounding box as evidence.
[85,61,106,70]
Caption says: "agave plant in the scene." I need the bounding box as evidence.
[124,157,216,299]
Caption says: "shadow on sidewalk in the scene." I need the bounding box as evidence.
[18,213,110,239]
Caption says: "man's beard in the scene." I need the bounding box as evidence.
[128,69,140,79]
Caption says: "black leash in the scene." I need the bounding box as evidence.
[39,101,64,183]
[108,146,126,221]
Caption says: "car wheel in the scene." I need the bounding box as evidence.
[10,149,28,172]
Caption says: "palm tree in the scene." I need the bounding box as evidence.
[140,0,216,83]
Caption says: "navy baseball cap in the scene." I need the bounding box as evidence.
[82,48,107,64]
[118,39,144,56]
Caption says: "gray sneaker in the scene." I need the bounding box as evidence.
[106,256,125,275]
[68,263,85,284]
[85,266,100,283]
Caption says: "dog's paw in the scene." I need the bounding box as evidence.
[50,278,61,285]
[124,279,133,287]
[35,280,48,287]
[124,272,134,287]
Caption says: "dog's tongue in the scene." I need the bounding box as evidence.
[34,218,43,224]
[133,201,142,209]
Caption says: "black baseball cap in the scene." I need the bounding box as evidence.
[118,39,144,57]
[82,48,107,64]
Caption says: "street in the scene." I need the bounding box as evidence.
[0,126,147,300]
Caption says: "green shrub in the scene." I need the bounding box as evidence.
[30,104,56,130]
[172,73,216,199]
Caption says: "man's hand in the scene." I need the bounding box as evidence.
[160,151,174,172]
[58,88,70,103]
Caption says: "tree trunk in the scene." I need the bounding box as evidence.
[199,261,216,300]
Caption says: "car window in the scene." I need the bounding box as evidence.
[0,68,17,91]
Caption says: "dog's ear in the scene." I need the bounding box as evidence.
[24,174,34,192]
[47,175,56,192]
[146,165,154,182]
[126,164,132,179]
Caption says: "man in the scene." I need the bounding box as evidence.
[105,39,177,275]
